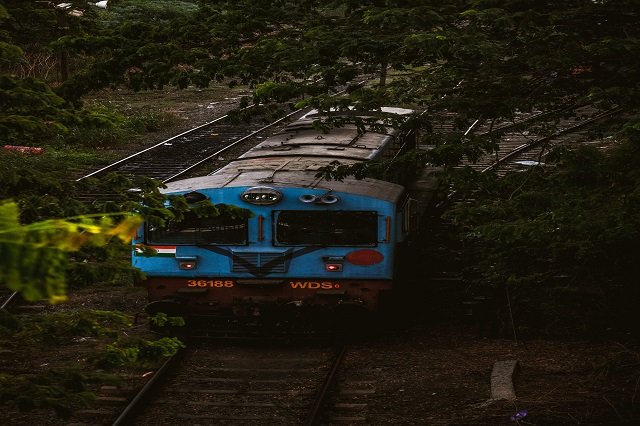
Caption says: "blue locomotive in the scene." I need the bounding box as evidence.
[132,107,425,319]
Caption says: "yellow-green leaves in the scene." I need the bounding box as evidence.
[0,200,142,304]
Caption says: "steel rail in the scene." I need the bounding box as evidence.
[111,347,188,426]
[0,291,18,310]
[303,345,348,426]
[464,119,481,136]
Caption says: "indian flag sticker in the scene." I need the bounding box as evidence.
[134,245,177,257]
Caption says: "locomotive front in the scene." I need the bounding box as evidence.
[133,176,407,317]
[132,108,416,319]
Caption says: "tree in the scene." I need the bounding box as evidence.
[0,200,141,303]
[4,1,640,123]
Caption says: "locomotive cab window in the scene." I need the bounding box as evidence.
[276,211,377,246]
[147,211,247,245]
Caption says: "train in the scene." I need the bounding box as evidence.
[132,107,433,322]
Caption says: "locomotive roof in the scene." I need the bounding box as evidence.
[162,107,414,203]
[162,156,405,203]
[240,123,395,161]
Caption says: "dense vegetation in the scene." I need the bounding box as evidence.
[1,1,640,332]
[1,0,639,419]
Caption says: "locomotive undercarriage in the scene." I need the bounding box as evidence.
[142,277,391,323]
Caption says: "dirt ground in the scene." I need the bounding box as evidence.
[359,324,639,425]
[2,85,639,425]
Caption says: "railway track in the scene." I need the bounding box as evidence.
[465,104,622,174]
[428,103,621,176]
[108,342,368,425]
[78,105,310,184]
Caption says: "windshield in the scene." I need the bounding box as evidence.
[147,211,247,245]
[276,211,377,246]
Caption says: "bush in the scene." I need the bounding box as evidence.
[97,337,185,368]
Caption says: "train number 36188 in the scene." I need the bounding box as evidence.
[187,280,235,288]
